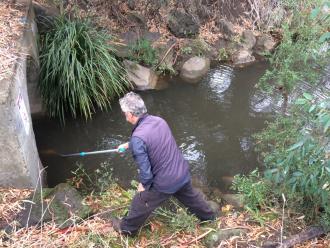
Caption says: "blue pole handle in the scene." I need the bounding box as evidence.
[118,147,126,153]
[80,152,86,156]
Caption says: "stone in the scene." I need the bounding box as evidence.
[206,228,248,247]
[232,49,255,65]
[16,183,91,229]
[120,30,161,46]
[221,194,244,209]
[180,56,210,83]
[242,30,256,49]
[127,11,147,30]
[254,34,277,56]
[208,200,221,218]
[127,0,136,10]
[217,19,236,38]
[123,60,159,90]
[167,10,200,38]
[112,43,130,58]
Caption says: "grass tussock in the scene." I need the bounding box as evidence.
[39,16,131,123]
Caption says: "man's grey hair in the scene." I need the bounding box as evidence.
[119,92,147,117]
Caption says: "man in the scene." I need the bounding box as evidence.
[112,91,215,236]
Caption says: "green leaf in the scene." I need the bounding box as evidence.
[287,140,304,151]
[293,171,303,177]
[323,117,330,133]
[303,92,313,100]
[319,32,330,43]
[309,105,316,113]
[295,98,307,105]
[325,166,330,174]
[310,7,320,19]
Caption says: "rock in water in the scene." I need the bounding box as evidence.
[123,60,159,90]
[180,57,210,83]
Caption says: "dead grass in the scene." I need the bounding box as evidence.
[0,186,329,248]
[0,0,26,81]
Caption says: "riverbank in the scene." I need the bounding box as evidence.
[0,184,328,247]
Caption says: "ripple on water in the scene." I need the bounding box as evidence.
[98,136,126,149]
[179,136,205,171]
[203,65,233,101]
[250,91,286,115]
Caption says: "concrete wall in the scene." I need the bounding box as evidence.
[0,0,43,188]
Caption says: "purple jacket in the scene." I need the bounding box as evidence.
[130,114,190,193]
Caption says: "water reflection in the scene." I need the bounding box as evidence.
[33,62,273,192]
[203,65,233,102]
[179,136,205,170]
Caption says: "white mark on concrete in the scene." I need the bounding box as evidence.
[16,92,30,135]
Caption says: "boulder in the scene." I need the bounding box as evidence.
[16,183,91,229]
[112,43,130,58]
[242,30,256,50]
[221,194,244,209]
[232,49,255,65]
[180,57,210,83]
[167,10,200,38]
[119,31,161,47]
[254,34,277,56]
[216,19,236,38]
[127,0,136,10]
[183,0,210,23]
[127,11,147,30]
[124,60,159,90]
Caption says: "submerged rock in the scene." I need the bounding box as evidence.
[124,60,159,90]
[180,56,210,83]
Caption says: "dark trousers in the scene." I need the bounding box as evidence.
[120,181,215,234]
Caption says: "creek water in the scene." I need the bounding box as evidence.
[33,62,274,191]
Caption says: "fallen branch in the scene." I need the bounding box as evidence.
[185,228,214,245]
[262,226,326,248]
[155,42,176,69]
[88,205,129,220]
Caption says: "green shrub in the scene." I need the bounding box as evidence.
[250,2,330,228]
[258,1,330,95]
[128,38,157,66]
[217,48,230,61]
[39,16,131,123]
[155,199,198,232]
[231,169,273,211]
[69,162,116,195]
[180,46,193,55]
[191,38,211,57]
[254,95,330,227]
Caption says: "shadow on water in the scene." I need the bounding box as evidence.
[33,62,273,192]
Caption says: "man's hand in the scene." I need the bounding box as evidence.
[138,183,145,192]
[117,142,129,153]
